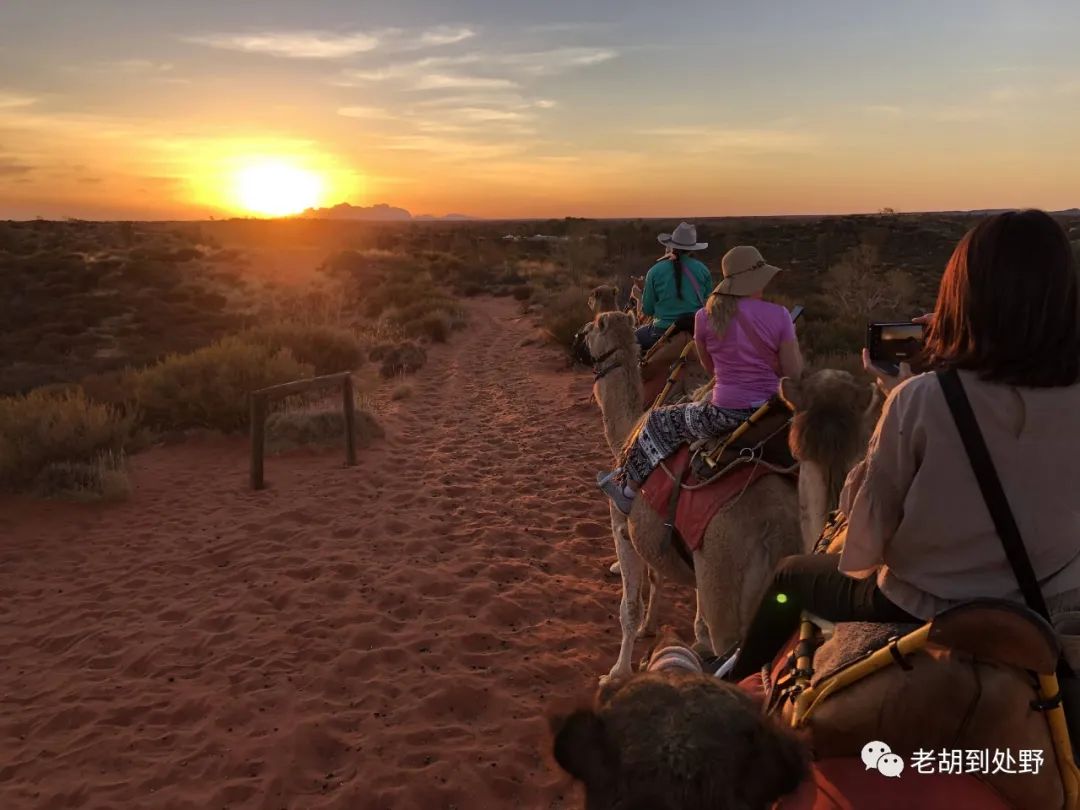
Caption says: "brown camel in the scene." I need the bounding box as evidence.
[586,310,878,680]
[550,668,808,810]
[588,284,620,315]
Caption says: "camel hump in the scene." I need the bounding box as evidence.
[929,598,1060,674]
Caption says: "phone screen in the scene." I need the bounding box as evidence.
[868,321,925,374]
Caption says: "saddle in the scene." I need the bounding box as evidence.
[688,397,797,482]
[760,599,1078,810]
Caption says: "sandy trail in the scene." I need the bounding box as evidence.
[0,297,691,810]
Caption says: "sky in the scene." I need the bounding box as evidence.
[1,0,1079,220]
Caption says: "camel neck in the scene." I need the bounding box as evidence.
[594,354,643,450]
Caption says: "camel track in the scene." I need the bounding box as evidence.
[0,297,692,810]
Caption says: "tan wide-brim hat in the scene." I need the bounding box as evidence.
[714,245,783,296]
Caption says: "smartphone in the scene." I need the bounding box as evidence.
[866,321,925,376]
[789,305,805,324]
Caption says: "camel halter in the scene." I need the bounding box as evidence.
[592,347,622,381]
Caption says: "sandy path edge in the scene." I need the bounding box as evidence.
[0,297,694,810]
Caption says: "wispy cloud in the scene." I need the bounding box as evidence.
[414,74,518,90]
[499,47,617,75]
[0,92,36,110]
[0,157,33,177]
[337,105,396,120]
[189,30,381,59]
[639,126,815,153]
[863,104,904,118]
[416,26,475,48]
[187,25,476,59]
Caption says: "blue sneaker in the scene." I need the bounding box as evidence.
[598,475,635,516]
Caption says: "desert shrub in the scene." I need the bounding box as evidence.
[265,405,384,453]
[130,337,313,431]
[808,351,871,381]
[410,312,451,343]
[370,342,427,378]
[540,286,594,354]
[242,324,364,375]
[511,284,533,301]
[391,382,414,401]
[0,389,132,492]
[35,450,130,502]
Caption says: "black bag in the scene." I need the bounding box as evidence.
[938,368,1080,757]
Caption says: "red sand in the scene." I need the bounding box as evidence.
[0,298,692,810]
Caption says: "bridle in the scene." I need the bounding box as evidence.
[591,347,622,381]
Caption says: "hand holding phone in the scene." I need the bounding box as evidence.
[866,321,925,377]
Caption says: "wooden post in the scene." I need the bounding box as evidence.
[342,374,357,467]
[250,393,267,490]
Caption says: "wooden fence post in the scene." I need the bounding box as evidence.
[250,393,267,490]
[342,374,357,467]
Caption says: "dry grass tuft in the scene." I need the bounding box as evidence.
[242,324,365,375]
[265,404,384,453]
[0,389,132,493]
[390,382,415,401]
[35,450,131,502]
[129,337,313,432]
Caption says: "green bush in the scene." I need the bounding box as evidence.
[242,324,365,375]
[410,312,451,343]
[540,286,594,354]
[130,337,313,431]
[35,450,131,502]
[265,406,384,453]
[370,342,427,378]
[0,389,132,492]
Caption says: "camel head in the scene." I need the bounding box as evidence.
[551,669,808,810]
[588,284,620,315]
[779,370,881,548]
[584,310,638,367]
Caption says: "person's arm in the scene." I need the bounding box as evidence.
[837,386,919,579]
[776,310,803,379]
[778,338,804,380]
[694,310,715,377]
[641,268,656,317]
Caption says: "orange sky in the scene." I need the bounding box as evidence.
[1,2,1079,219]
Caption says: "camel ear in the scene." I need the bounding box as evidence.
[595,313,609,333]
[550,709,617,788]
[587,290,598,310]
[778,376,803,411]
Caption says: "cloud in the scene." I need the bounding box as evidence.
[188,30,380,59]
[499,47,617,75]
[337,105,396,120]
[864,104,904,118]
[416,26,475,47]
[0,93,36,110]
[382,134,530,161]
[414,74,518,90]
[0,157,33,176]
[187,25,476,59]
[639,126,816,154]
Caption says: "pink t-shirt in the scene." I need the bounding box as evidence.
[694,299,795,409]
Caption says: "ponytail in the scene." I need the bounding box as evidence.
[671,250,684,297]
[706,291,740,338]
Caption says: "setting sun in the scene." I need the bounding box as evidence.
[231,161,325,217]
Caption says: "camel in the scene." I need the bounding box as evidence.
[586,310,879,682]
[550,667,808,810]
[587,284,620,315]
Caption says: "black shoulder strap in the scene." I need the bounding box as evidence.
[936,369,1051,620]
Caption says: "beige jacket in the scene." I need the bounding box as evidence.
[838,369,1080,622]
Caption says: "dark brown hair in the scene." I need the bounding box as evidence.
[924,209,1079,387]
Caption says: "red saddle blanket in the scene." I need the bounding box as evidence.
[639,446,785,552]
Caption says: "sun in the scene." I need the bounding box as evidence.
[231,160,325,217]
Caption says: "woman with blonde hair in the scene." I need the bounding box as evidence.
[600,246,804,514]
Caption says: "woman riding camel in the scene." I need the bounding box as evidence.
[600,245,804,514]
[727,209,1080,681]
[635,222,714,350]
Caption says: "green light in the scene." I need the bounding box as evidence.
[776,593,789,605]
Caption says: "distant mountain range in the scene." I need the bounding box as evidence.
[297,203,475,222]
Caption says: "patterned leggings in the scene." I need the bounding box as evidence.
[623,401,755,484]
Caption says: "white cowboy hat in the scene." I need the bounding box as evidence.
[657,222,708,251]
[714,245,784,297]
